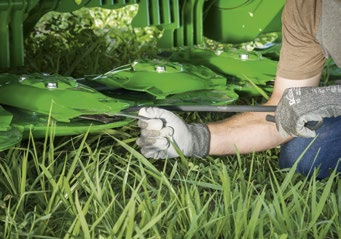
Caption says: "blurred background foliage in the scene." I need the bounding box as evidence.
[22,5,162,77]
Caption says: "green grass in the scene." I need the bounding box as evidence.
[0,121,340,238]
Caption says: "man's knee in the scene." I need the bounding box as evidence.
[278,116,341,179]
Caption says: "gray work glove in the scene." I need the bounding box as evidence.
[136,107,210,159]
[275,85,341,138]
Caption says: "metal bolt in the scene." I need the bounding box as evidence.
[239,54,249,60]
[46,82,58,89]
[155,65,166,73]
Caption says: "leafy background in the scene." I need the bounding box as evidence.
[22,6,161,77]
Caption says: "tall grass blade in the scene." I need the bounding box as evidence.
[74,191,91,238]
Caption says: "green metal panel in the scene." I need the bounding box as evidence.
[0,105,12,131]
[10,0,27,66]
[55,0,138,12]
[92,59,227,99]
[169,48,277,95]
[203,0,285,43]
[0,128,22,151]
[0,0,43,67]
[152,87,239,106]
[0,0,28,67]
[0,105,133,151]
[0,73,131,122]
[0,0,11,68]
[0,105,22,151]
[132,0,178,28]
[158,0,205,48]
[7,106,132,139]
[170,48,277,82]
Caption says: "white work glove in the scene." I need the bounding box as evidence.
[275,85,341,138]
[136,107,210,159]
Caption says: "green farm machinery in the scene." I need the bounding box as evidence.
[0,0,286,149]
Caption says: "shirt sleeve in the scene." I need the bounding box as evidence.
[276,0,325,80]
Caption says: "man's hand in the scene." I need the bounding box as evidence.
[275,85,341,138]
[136,107,210,159]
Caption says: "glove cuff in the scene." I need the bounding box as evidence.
[188,123,210,157]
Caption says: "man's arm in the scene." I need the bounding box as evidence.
[136,74,322,159]
[208,74,321,155]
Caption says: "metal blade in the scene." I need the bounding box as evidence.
[123,105,277,113]
[79,113,150,123]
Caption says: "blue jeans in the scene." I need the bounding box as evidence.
[278,116,341,179]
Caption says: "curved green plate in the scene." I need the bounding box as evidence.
[93,59,227,99]
[0,74,131,122]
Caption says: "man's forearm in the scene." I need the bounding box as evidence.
[208,111,291,155]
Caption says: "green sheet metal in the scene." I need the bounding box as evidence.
[131,0,179,29]
[0,72,139,150]
[155,88,239,106]
[0,128,23,151]
[0,73,131,122]
[6,106,132,139]
[255,43,281,61]
[170,48,277,82]
[204,0,285,43]
[169,48,277,95]
[0,105,133,151]
[0,0,29,67]
[0,105,13,131]
[0,105,22,151]
[157,0,205,48]
[92,59,228,99]
[102,87,239,107]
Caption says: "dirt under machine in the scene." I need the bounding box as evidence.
[0,0,286,150]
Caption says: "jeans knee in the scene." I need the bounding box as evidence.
[278,117,341,179]
[278,143,319,177]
